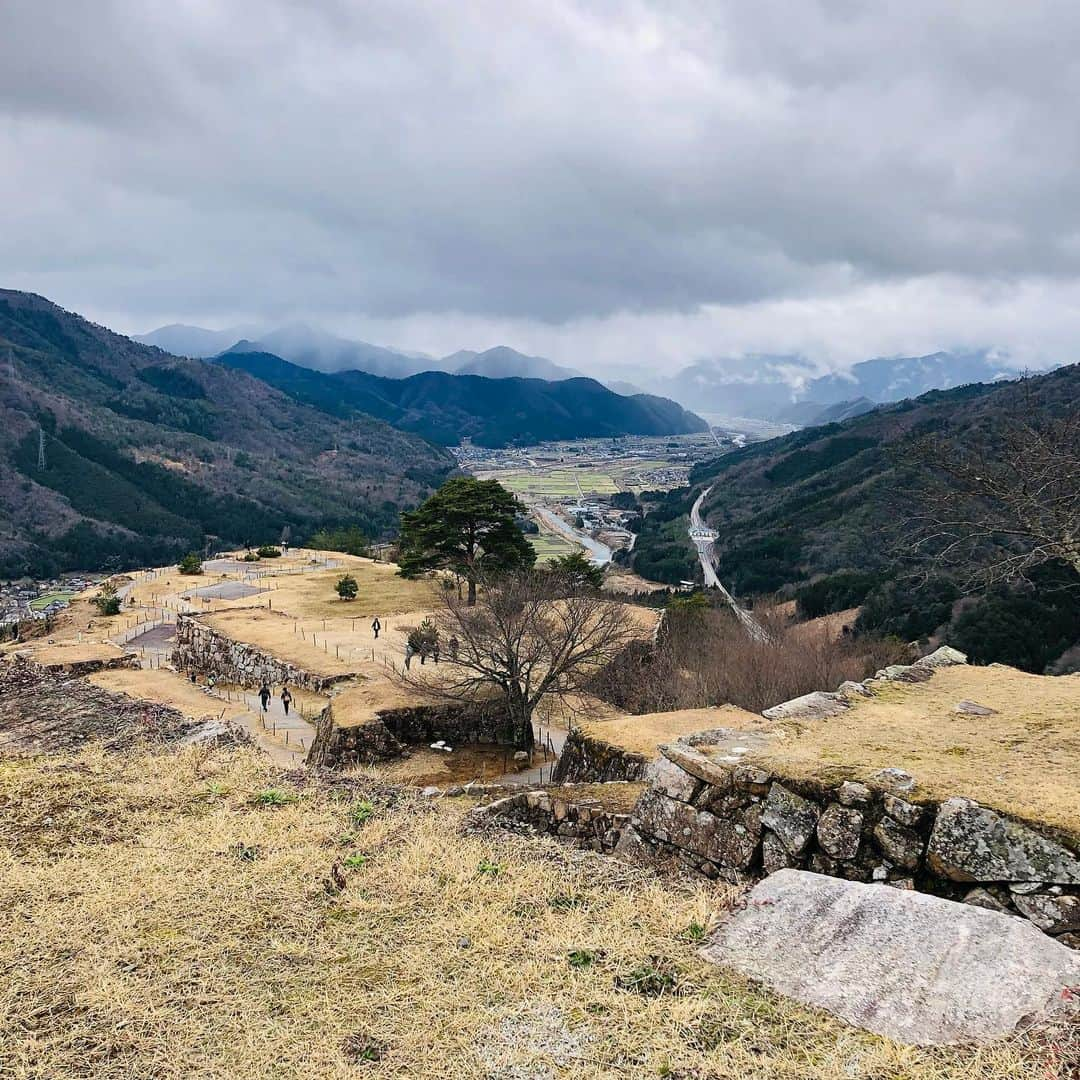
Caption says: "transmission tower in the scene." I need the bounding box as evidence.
[37,427,46,471]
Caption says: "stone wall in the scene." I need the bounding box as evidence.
[172,613,351,693]
[617,742,1080,946]
[551,729,650,784]
[467,789,630,852]
[308,701,516,768]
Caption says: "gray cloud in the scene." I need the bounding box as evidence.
[2,0,1080,371]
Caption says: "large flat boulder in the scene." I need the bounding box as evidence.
[700,869,1080,1046]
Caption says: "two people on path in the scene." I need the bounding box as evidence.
[258,681,293,716]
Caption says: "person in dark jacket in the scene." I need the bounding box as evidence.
[258,682,271,712]
[371,617,381,639]
[280,686,293,716]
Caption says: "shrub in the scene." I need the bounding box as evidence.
[591,603,907,715]
[255,545,281,558]
[178,551,204,575]
[91,584,122,616]
[336,574,358,601]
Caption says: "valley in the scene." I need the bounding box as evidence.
[459,430,734,568]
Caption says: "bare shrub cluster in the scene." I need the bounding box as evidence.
[590,601,908,715]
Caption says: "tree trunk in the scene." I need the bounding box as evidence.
[467,577,477,606]
[507,694,534,750]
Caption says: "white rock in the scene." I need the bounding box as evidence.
[701,869,1080,1046]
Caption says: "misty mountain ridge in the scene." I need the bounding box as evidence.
[653,349,1033,423]
[141,321,592,384]
[140,319,1047,424]
[216,349,707,448]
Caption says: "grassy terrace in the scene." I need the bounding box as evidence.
[577,703,770,759]
[746,665,1080,841]
[0,740,1059,1079]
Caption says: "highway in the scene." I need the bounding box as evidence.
[689,487,768,641]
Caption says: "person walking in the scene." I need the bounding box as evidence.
[448,635,459,661]
[404,642,414,670]
[280,686,293,716]
[258,681,271,712]
[371,616,381,640]
[432,638,440,664]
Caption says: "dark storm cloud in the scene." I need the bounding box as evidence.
[2,0,1080,367]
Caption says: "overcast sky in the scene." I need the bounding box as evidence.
[3,1,1080,374]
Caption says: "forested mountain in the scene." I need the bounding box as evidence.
[217,349,708,447]
[632,364,1080,672]
[0,291,455,577]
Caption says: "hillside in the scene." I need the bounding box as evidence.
[633,364,1080,670]
[217,349,708,447]
[0,291,455,577]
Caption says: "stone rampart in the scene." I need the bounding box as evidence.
[550,729,650,783]
[617,742,1080,946]
[467,788,630,852]
[172,612,350,693]
[307,700,517,768]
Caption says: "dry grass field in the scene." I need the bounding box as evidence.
[87,667,235,720]
[0,740,1067,1079]
[577,703,769,758]
[750,665,1080,840]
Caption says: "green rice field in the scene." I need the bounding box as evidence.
[493,468,619,497]
[528,530,581,560]
[28,590,77,611]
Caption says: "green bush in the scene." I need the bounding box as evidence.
[255,545,282,558]
[91,584,122,616]
[336,574,358,600]
[178,551,204,575]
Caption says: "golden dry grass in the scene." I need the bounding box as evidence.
[87,667,230,720]
[578,703,768,759]
[200,608,365,677]
[326,675,436,729]
[10,640,134,668]
[0,741,1067,1079]
[752,665,1080,839]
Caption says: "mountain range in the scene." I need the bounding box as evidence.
[216,348,705,447]
[137,324,584,382]
[0,291,705,576]
[138,323,1042,425]
[0,292,455,577]
[652,350,1027,423]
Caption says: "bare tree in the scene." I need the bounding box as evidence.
[398,570,641,749]
[901,400,1080,587]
